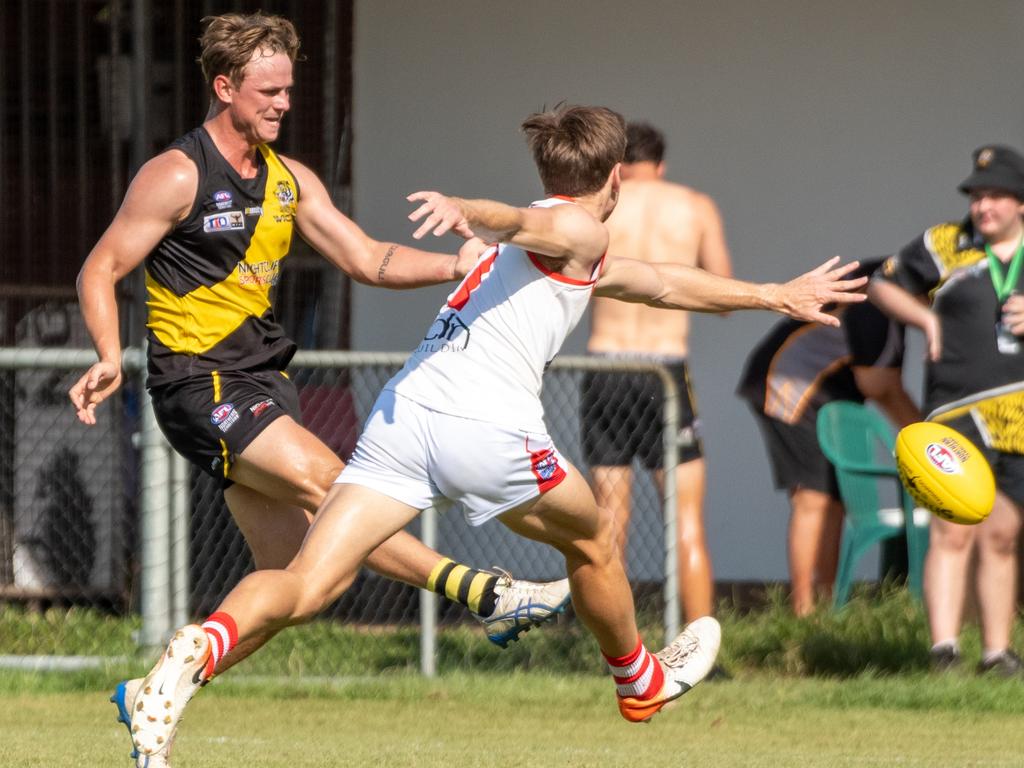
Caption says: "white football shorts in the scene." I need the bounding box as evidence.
[336,389,568,526]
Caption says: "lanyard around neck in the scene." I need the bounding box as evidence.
[984,233,1024,302]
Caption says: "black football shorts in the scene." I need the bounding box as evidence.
[150,368,302,486]
[581,358,703,469]
[750,407,839,498]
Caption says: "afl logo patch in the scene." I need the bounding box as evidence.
[213,190,234,209]
[925,443,961,475]
[210,403,240,432]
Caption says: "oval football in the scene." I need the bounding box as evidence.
[894,422,995,525]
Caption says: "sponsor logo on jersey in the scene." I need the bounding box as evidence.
[245,206,263,216]
[249,398,275,418]
[238,260,281,288]
[274,180,297,222]
[925,442,961,474]
[210,402,240,432]
[203,211,245,232]
[213,190,234,209]
[417,311,470,353]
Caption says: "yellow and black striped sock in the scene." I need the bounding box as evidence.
[426,557,499,616]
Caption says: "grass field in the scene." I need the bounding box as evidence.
[2,671,1023,767]
[2,588,1022,767]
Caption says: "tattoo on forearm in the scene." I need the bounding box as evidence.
[378,244,398,282]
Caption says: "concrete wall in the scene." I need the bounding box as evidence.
[350,1,1024,579]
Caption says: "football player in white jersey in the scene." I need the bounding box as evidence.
[131,105,867,753]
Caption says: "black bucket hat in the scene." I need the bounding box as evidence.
[958,144,1024,199]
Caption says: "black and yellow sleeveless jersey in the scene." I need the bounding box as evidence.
[874,219,1024,453]
[737,260,904,425]
[145,126,300,387]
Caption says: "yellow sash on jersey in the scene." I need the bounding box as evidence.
[146,144,297,355]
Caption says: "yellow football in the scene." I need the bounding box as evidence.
[894,422,995,525]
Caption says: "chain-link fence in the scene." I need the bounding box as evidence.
[0,348,682,678]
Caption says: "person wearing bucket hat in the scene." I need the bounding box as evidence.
[958,145,1024,200]
[869,144,1024,678]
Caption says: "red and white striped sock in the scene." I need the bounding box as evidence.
[200,611,238,679]
[604,636,665,700]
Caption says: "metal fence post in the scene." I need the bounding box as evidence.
[137,365,173,648]
[658,369,681,645]
[170,451,190,629]
[419,506,438,677]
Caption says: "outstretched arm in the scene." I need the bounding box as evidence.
[70,150,196,425]
[594,255,866,327]
[405,191,608,262]
[289,160,481,287]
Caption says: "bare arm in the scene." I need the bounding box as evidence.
[69,150,196,424]
[406,191,608,263]
[594,255,866,326]
[288,161,479,287]
[867,278,941,361]
[852,366,922,428]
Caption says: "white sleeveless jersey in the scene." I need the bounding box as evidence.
[386,198,602,430]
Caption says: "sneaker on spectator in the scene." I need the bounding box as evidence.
[977,649,1023,678]
[929,645,962,672]
[473,571,571,648]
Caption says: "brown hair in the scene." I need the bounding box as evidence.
[521,105,626,196]
[625,122,666,164]
[198,12,301,93]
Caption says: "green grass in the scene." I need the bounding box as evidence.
[2,672,1023,767]
[3,583,991,679]
[1,585,1023,766]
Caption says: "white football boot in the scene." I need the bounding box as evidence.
[130,624,210,760]
[472,572,572,648]
[617,616,722,723]
[112,678,175,767]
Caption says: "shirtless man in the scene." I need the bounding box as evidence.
[583,122,732,624]
[128,105,867,761]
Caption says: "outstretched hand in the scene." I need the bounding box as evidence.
[68,361,122,425]
[407,191,475,240]
[772,256,867,327]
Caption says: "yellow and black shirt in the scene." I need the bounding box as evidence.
[738,260,905,425]
[874,219,1024,453]
[145,126,300,387]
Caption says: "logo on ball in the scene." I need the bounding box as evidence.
[925,443,960,474]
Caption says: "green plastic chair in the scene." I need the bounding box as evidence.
[816,401,929,609]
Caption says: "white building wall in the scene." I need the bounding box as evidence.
[351,1,1024,579]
